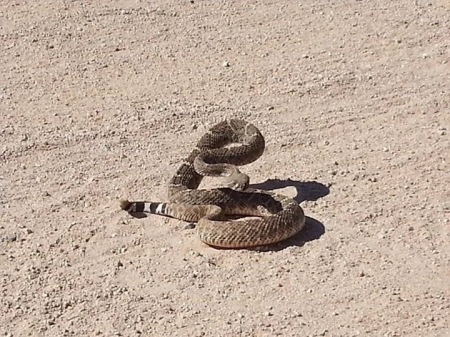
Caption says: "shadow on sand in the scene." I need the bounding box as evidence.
[249,178,330,204]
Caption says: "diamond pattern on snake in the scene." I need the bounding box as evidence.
[120,119,305,248]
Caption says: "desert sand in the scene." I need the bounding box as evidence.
[1,1,449,336]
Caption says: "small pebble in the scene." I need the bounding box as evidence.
[20,228,33,234]
[6,234,17,242]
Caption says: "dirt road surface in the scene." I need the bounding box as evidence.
[1,1,449,336]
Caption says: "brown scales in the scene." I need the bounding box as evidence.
[120,119,305,248]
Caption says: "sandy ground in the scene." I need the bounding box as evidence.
[1,0,449,336]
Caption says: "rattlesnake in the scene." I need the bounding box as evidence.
[120,119,305,248]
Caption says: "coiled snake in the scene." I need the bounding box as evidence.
[120,119,305,248]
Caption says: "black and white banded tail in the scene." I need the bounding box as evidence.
[119,200,168,216]
[119,199,219,223]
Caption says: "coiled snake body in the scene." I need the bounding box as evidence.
[120,119,305,248]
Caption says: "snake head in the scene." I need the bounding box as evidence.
[224,173,250,191]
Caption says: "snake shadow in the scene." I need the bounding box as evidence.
[249,178,330,203]
[248,178,329,251]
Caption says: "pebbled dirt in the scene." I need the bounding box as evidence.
[1,1,449,336]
